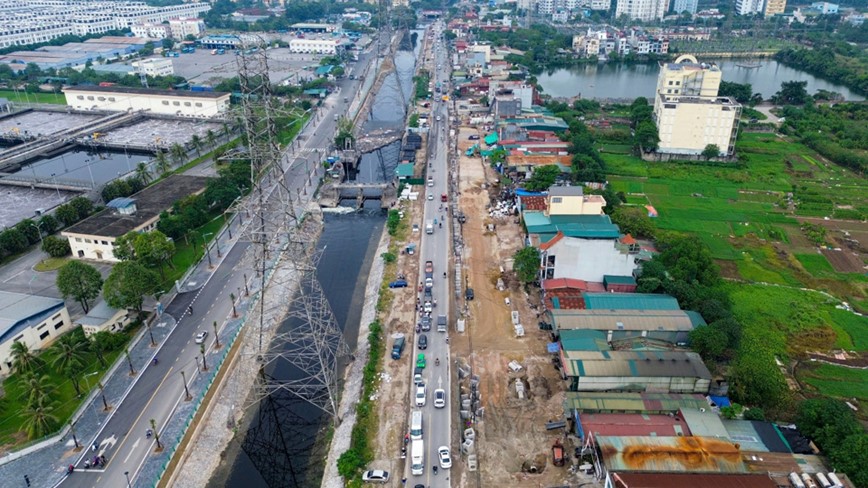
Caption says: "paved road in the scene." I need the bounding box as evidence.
[57,36,383,488]
[408,20,454,488]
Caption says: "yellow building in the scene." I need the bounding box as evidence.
[764,0,787,16]
[653,55,741,157]
[545,187,606,216]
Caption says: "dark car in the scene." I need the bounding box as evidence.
[389,279,408,288]
[424,289,433,301]
[420,316,432,331]
[469,135,480,140]
[465,288,474,300]
[418,333,428,350]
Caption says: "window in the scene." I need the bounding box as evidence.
[87,95,94,100]
[75,237,82,242]
[98,96,105,101]
[173,101,180,106]
[39,331,50,340]
[76,95,84,100]
[184,101,191,107]
[108,97,116,101]
[85,239,92,244]
[101,240,108,245]
[667,80,673,86]
[52,313,60,320]
[195,102,202,107]
[162,100,169,105]
[552,197,562,203]
[54,321,64,330]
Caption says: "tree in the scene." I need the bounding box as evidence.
[103,261,159,313]
[828,434,868,488]
[135,161,152,185]
[161,38,174,50]
[610,206,656,239]
[633,120,659,152]
[16,219,41,245]
[132,230,176,278]
[41,235,71,257]
[51,333,88,396]
[169,143,187,167]
[190,134,203,157]
[69,196,94,220]
[728,333,789,410]
[112,232,137,261]
[524,165,560,191]
[39,214,59,234]
[56,260,103,313]
[718,81,752,104]
[796,398,861,443]
[688,325,728,360]
[55,204,79,227]
[10,341,42,374]
[89,331,110,367]
[21,397,58,439]
[513,246,541,284]
[0,228,29,256]
[773,80,810,105]
[20,372,55,407]
[701,144,721,160]
[155,151,171,175]
[206,129,217,148]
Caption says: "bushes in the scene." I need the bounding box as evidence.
[796,398,868,486]
[386,209,400,236]
[0,228,28,257]
[41,235,70,257]
[101,177,146,204]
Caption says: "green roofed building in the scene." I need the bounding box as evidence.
[484,133,498,145]
[525,213,622,240]
[583,292,680,311]
[395,163,414,180]
[563,391,710,415]
[559,329,609,351]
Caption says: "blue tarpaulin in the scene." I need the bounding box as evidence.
[709,395,731,408]
[547,342,560,353]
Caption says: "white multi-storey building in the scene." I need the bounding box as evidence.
[168,18,205,39]
[615,0,670,21]
[589,0,612,10]
[131,22,170,39]
[131,57,173,77]
[288,38,340,55]
[0,0,209,48]
[735,0,764,15]
[672,0,698,14]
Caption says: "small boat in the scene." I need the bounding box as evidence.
[736,63,762,69]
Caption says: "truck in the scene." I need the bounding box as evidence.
[216,48,225,55]
[391,334,405,360]
[437,315,447,332]
[425,220,434,234]
[410,439,424,475]
[211,49,218,55]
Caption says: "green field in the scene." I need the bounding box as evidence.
[802,363,868,401]
[600,131,868,396]
[0,89,65,104]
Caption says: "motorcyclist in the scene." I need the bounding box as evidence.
[146,429,153,439]
[435,357,440,366]
[433,466,438,475]
[153,357,158,366]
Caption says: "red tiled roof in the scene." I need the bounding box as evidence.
[621,234,636,245]
[543,277,586,290]
[521,195,547,211]
[539,231,564,251]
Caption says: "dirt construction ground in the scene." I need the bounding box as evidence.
[450,125,593,488]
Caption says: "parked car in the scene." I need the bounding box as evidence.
[420,315,431,331]
[415,384,427,407]
[468,134,480,140]
[418,334,428,350]
[427,193,434,201]
[388,279,408,288]
[425,277,433,288]
[465,288,474,300]
[438,446,452,469]
[440,193,447,202]
[361,469,390,483]
[414,367,423,385]
[412,224,420,233]
[434,388,446,408]
[195,331,208,344]
[425,260,434,274]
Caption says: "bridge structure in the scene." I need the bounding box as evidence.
[318,181,395,209]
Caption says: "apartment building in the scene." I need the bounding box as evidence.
[672,0,698,14]
[652,55,741,156]
[735,0,764,15]
[288,38,340,55]
[763,0,786,16]
[615,0,671,21]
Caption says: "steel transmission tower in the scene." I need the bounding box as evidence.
[233,39,349,428]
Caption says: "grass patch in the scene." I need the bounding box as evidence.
[795,253,836,277]
[802,363,868,401]
[0,89,65,104]
[34,257,69,272]
[830,309,868,351]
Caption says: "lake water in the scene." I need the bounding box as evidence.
[537,58,865,101]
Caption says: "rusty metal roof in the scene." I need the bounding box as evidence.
[597,435,748,473]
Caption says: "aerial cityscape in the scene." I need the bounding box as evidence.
[0,0,864,487]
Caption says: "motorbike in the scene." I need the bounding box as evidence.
[433,466,438,475]
[435,358,440,366]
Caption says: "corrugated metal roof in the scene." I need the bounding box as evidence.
[611,472,778,488]
[550,309,697,332]
[559,329,608,351]
[564,392,709,414]
[584,293,681,311]
[562,350,711,380]
[679,408,728,438]
[0,291,65,342]
[603,275,637,286]
[597,435,747,473]
[579,413,691,439]
[524,211,621,239]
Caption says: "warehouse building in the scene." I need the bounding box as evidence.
[288,38,341,55]
[63,85,229,117]
[548,308,705,345]
[0,291,73,376]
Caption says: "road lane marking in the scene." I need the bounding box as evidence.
[124,439,140,463]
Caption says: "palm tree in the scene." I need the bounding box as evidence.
[19,372,55,407]
[51,334,88,396]
[206,129,217,149]
[21,397,59,439]
[190,134,203,157]
[89,332,109,367]
[135,161,152,185]
[169,143,187,167]
[155,150,171,175]
[10,341,41,374]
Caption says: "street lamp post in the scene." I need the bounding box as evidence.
[68,420,80,449]
[26,221,43,246]
[125,349,136,376]
[124,471,131,488]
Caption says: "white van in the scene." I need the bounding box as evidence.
[410,410,423,440]
[411,439,424,475]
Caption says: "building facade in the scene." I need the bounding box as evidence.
[131,23,170,39]
[672,0,698,14]
[288,38,340,55]
[76,301,131,337]
[653,55,740,156]
[615,0,670,21]
[63,85,229,117]
[763,0,786,16]
[131,58,174,77]
[735,0,764,15]
[0,291,73,376]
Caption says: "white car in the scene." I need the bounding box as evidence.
[194,331,208,344]
[438,446,452,469]
[427,193,434,201]
[361,469,390,483]
[425,277,433,288]
[415,384,427,407]
[433,388,446,408]
[424,301,433,313]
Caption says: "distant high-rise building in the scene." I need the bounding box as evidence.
[672,0,698,14]
[735,0,763,15]
[764,0,786,16]
[615,0,670,21]
[590,0,612,10]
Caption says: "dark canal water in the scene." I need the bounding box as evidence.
[213,30,420,488]
[537,58,865,101]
